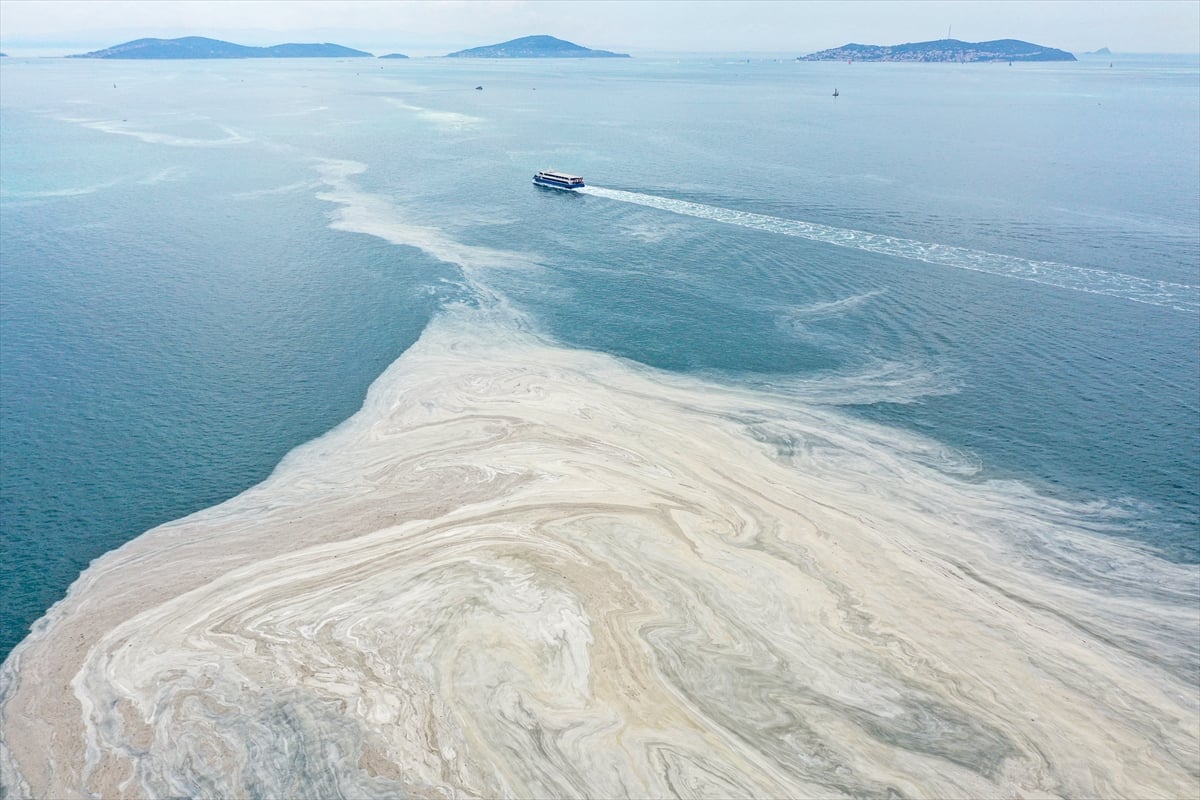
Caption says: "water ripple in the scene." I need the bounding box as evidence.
[583,187,1199,313]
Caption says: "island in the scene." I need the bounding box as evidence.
[799,38,1076,63]
[67,36,373,59]
[378,53,409,59]
[444,35,629,58]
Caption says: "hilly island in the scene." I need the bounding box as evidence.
[68,37,373,59]
[64,35,626,60]
[445,35,629,58]
[801,38,1076,62]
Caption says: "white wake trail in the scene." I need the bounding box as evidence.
[582,187,1198,313]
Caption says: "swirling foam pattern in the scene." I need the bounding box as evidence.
[1,308,1196,799]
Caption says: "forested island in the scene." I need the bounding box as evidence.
[61,34,628,60]
[67,37,373,59]
[801,38,1076,62]
[444,35,629,58]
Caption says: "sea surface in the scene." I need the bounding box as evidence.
[0,54,1197,797]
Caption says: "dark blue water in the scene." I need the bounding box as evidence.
[2,55,1197,660]
[1,100,454,657]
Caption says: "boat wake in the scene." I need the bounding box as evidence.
[581,187,1199,313]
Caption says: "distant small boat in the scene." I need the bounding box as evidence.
[475,85,483,90]
[832,88,839,97]
[533,170,585,190]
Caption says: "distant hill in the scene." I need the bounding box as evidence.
[1084,47,1113,56]
[444,35,629,58]
[800,38,1076,63]
[378,53,409,59]
[67,36,373,59]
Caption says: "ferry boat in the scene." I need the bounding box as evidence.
[533,170,585,190]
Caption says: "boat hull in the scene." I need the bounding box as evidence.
[533,176,585,190]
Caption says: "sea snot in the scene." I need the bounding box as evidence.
[1,53,1197,659]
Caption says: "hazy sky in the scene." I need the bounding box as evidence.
[1,0,1197,57]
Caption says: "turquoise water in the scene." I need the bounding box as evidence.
[1,54,1197,663]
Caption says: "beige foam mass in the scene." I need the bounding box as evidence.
[1,314,1196,799]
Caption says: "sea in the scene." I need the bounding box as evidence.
[0,53,1197,797]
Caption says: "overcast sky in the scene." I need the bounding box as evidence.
[1,0,1197,57]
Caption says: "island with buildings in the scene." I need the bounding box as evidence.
[800,38,1076,62]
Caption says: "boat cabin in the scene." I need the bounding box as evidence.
[533,170,586,189]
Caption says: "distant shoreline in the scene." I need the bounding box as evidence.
[2,47,1198,61]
